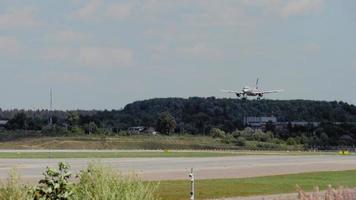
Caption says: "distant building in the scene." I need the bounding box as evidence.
[243,116,277,128]
[243,116,320,130]
[284,121,320,128]
[128,126,145,134]
[0,120,8,130]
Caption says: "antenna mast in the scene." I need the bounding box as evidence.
[49,88,53,126]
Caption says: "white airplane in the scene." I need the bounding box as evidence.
[221,78,283,100]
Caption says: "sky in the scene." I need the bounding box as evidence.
[0,0,355,110]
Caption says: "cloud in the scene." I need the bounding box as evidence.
[45,30,90,43]
[106,3,134,19]
[176,43,223,60]
[281,0,323,17]
[0,36,23,56]
[41,46,134,68]
[72,1,137,21]
[41,47,76,61]
[171,1,259,29]
[304,42,321,54]
[0,7,40,29]
[240,0,323,17]
[40,71,92,85]
[78,47,133,68]
[72,0,101,19]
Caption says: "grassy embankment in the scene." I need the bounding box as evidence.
[156,170,356,200]
[0,134,302,150]
[0,151,239,159]
[0,135,233,150]
[0,150,335,159]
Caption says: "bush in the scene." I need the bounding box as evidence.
[0,163,159,200]
[271,138,284,144]
[236,136,246,146]
[29,162,74,200]
[287,138,297,145]
[0,169,30,200]
[210,128,225,138]
[297,185,356,200]
[256,142,280,150]
[252,131,273,142]
[75,163,158,200]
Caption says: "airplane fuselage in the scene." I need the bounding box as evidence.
[242,87,263,97]
[221,78,283,100]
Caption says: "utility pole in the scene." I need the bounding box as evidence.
[189,168,195,200]
[49,88,53,126]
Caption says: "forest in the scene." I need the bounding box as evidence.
[1,97,356,147]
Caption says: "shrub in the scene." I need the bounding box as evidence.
[271,138,284,144]
[297,184,356,200]
[256,142,280,150]
[236,136,247,146]
[75,162,158,200]
[29,162,74,200]
[252,131,273,142]
[210,128,225,138]
[222,134,235,144]
[287,138,297,145]
[0,169,30,200]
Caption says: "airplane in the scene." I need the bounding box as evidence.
[221,78,283,100]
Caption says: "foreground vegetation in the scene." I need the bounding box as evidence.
[156,170,356,200]
[2,166,356,200]
[0,163,158,200]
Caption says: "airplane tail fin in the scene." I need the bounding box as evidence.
[256,78,259,89]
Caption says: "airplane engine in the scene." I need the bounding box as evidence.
[236,93,241,97]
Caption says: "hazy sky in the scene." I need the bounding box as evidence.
[0,0,355,110]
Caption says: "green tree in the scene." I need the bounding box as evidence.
[287,137,297,145]
[236,136,247,146]
[210,128,225,138]
[66,112,79,127]
[156,112,176,135]
[6,113,28,130]
[84,122,98,135]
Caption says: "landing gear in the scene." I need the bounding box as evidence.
[242,94,247,101]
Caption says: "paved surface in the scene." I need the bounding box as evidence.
[212,193,299,200]
[0,155,356,183]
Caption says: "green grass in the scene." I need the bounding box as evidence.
[0,151,241,159]
[0,150,340,158]
[0,135,237,150]
[155,170,356,200]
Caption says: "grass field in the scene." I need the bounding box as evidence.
[0,151,242,159]
[0,135,236,150]
[155,170,356,200]
[0,134,305,151]
[0,150,338,158]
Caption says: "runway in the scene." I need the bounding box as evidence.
[0,155,356,182]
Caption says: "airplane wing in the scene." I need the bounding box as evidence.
[220,89,243,94]
[261,89,284,94]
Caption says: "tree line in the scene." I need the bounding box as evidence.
[1,97,356,147]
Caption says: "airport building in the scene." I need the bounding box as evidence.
[0,120,8,130]
[243,116,320,130]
